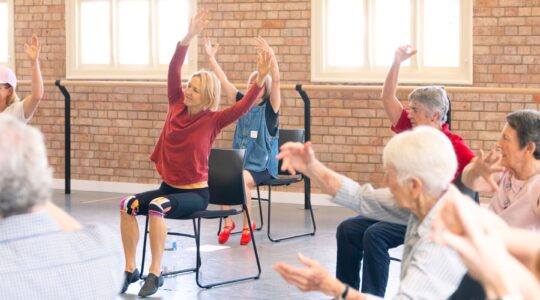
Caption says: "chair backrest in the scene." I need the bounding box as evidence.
[208,148,246,206]
[454,172,479,203]
[277,129,305,175]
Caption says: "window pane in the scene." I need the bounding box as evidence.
[0,3,8,63]
[373,0,411,66]
[118,0,149,65]
[158,0,189,64]
[424,0,460,67]
[326,0,363,67]
[80,1,110,64]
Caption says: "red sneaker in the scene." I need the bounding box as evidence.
[218,222,235,244]
[240,223,256,246]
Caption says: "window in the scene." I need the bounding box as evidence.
[66,0,197,79]
[0,0,14,69]
[312,0,472,84]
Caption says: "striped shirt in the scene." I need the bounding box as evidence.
[332,176,466,300]
[0,211,123,300]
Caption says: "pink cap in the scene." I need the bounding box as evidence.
[0,66,17,89]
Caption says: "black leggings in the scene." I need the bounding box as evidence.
[120,182,209,219]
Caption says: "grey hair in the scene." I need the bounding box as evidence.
[247,71,272,99]
[0,115,52,217]
[506,109,540,160]
[383,126,457,195]
[408,86,449,124]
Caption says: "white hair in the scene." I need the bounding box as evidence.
[0,115,52,217]
[383,126,457,195]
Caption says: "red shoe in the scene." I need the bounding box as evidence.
[218,222,235,244]
[240,223,256,246]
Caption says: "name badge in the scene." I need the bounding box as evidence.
[250,130,258,138]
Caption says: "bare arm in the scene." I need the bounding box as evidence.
[255,36,281,113]
[204,38,238,101]
[380,45,416,126]
[21,34,44,119]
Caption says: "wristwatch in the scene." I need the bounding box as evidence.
[336,284,349,300]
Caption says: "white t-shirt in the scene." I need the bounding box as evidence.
[2,101,31,123]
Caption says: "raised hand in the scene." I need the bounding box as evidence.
[204,37,219,58]
[188,8,209,37]
[254,36,275,57]
[471,149,505,192]
[255,49,273,86]
[394,45,417,65]
[24,34,41,62]
[276,142,315,175]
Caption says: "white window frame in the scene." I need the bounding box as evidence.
[66,0,197,80]
[312,0,473,85]
[1,0,15,70]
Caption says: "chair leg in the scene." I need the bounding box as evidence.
[256,185,264,230]
[267,182,317,242]
[195,211,262,289]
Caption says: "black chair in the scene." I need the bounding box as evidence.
[253,128,316,242]
[139,148,261,288]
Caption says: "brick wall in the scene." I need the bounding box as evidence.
[11,0,540,194]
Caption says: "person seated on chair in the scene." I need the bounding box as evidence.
[448,109,540,299]
[118,9,273,297]
[274,126,467,299]
[0,34,44,123]
[205,36,281,246]
[0,115,122,300]
[433,188,540,300]
[335,45,475,296]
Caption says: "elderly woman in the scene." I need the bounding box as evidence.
[0,34,44,123]
[274,126,467,299]
[119,10,272,297]
[336,45,475,296]
[462,109,540,229]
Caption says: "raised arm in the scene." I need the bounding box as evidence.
[461,149,505,192]
[21,34,44,119]
[255,36,281,113]
[215,49,272,129]
[204,38,238,101]
[168,9,209,103]
[381,45,417,126]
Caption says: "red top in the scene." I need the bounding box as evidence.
[391,110,475,181]
[150,44,262,185]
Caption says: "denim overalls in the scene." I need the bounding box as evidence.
[232,99,279,177]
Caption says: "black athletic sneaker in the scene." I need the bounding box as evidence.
[138,273,164,297]
[120,268,140,294]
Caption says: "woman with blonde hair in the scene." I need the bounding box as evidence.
[118,9,273,297]
[0,34,44,123]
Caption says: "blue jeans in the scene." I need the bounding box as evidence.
[335,216,406,297]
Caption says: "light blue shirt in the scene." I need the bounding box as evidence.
[0,211,123,299]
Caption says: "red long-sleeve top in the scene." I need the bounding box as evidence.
[150,44,262,186]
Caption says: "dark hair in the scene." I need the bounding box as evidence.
[506,109,540,159]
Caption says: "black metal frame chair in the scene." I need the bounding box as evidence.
[139,148,261,288]
[252,128,316,242]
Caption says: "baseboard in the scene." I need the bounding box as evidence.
[52,179,338,207]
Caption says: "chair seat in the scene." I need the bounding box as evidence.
[262,175,303,186]
[188,209,240,219]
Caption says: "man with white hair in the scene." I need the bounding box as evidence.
[274,126,467,299]
[0,115,122,300]
[335,45,475,297]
